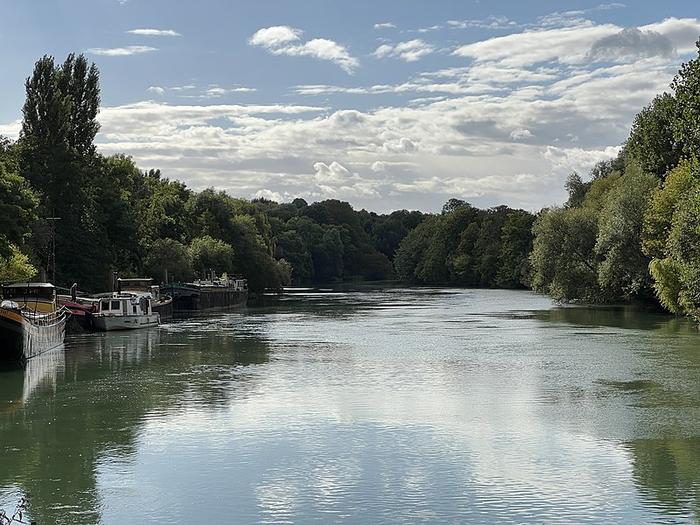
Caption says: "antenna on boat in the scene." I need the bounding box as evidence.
[46,216,61,284]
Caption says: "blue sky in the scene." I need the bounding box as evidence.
[1,0,699,212]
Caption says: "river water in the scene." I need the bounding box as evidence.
[1,287,699,524]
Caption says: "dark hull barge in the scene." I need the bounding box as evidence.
[163,278,248,314]
[0,283,67,364]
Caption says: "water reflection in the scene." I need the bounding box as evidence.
[533,303,698,333]
[0,318,271,524]
[626,438,700,520]
[0,289,698,524]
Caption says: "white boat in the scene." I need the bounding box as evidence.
[93,292,159,331]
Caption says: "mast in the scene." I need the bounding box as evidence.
[46,216,61,284]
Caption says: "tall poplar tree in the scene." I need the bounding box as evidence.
[19,54,101,287]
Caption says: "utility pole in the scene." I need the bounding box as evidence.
[46,217,61,284]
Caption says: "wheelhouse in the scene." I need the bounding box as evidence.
[97,294,153,316]
[1,283,57,313]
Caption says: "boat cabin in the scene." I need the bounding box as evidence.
[98,294,153,317]
[117,278,167,303]
[1,283,57,313]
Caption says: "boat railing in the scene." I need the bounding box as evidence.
[22,305,69,327]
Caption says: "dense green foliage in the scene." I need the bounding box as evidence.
[0,54,430,292]
[0,245,37,283]
[0,151,37,259]
[393,201,535,288]
[530,39,700,316]
[4,41,700,321]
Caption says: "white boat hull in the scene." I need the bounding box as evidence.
[93,314,159,331]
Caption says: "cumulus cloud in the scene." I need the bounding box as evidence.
[374,22,396,30]
[447,16,519,30]
[254,188,285,202]
[313,161,380,198]
[510,129,533,140]
[248,26,359,73]
[0,119,21,140]
[453,24,620,66]
[453,16,700,68]
[9,14,692,212]
[589,27,674,60]
[373,39,435,62]
[87,45,157,56]
[127,28,181,37]
[642,17,700,54]
[201,86,257,98]
[314,161,351,184]
[249,26,302,47]
[147,85,255,98]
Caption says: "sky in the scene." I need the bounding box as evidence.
[1,0,699,213]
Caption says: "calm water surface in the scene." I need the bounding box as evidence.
[1,287,699,524]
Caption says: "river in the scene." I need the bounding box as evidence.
[1,287,699,524]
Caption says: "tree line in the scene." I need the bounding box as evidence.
[530,39,700,318]
[0,53,536,293]
[1,41,700,318]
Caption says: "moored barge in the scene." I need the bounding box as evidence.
[163,277,248,313]
[0,283,68,363]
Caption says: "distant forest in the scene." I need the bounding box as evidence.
[1,40,700,318]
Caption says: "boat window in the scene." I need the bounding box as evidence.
[111,300,121,311]
[101,300,110,311]
[2,286,54,300]
[133,305,137,314]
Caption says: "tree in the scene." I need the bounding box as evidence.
[671,38,700,159]
[565,172,590,208]
[643,160,699,260]
[0,245,38,283]
[19,54,101,287]
[626,93,680,177]
[188,236,235,277]
[274,230,313,284]
[595,164,659,300]
[642,160,700,315]
[496,210,536,288]
[394,216,441,282]
[0,160,37,257]
[143,238,193,284]
[530,207,601,302]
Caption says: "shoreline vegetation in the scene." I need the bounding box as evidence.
[1,41,700,319]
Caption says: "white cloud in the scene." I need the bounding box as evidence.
[510,129,533,140]
[3,14,694,212]
[543,145,622,175]
[313,161,380,198]
[416,25,442,33]
[127,28,181,37]
[0,119,21,140]
[374,22,396,30]
[447,16,519,30]
[87,45,157,56]
[253,188,285,202]
[642,17,700,54]
[249,26,359,73]
[589,28,674,60]
[453,23,620,67]
[147,85,256,98]
[452,16,700,69]
[201,86,257,98]
[373,39,435,62]
[249,26,302,47]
